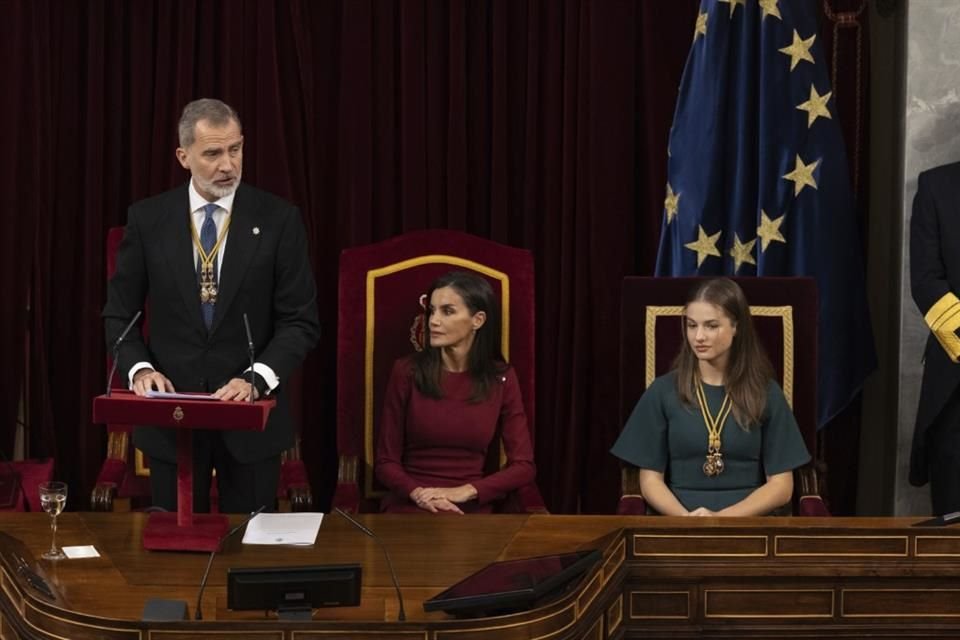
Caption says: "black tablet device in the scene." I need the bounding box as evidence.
[422,549,601,616]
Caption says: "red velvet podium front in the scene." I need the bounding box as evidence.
[93,390,274,551]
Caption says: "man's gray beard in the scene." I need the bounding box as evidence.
[197,172,242,199]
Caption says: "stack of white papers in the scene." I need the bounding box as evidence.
[144,390,214,400]
[241,512,324,546]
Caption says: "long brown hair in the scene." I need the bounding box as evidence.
[673,278,774,429]
[412,271,508,402]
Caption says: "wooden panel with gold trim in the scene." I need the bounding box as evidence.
[632,534,768,557]
[703,588,834,619]
[628,590,691,620]
[606,595,623,635]
[433,600,577,640]
[774,535,908,557]
[293,632,426,640]
[915,535,960,557]
[581,617,603,640]
[841,588,960,618]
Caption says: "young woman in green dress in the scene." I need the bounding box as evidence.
[611,278,809,516]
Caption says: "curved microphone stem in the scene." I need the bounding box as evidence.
[194,505,266,620]
[105,357,120,398]
[334,507,406,621]
[106,310,142,397]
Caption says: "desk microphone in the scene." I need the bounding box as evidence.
[334,507,406,621]
[105,310,142,397]
[242,313,255,404]
[194,505,267,620]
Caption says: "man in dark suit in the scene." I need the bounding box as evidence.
[103,99,320,513]
[910,162,960,515]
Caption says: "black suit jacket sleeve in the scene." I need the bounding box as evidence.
[103,205,154,377]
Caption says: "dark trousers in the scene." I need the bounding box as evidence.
[149,430,280,514]
[927,387,960,515]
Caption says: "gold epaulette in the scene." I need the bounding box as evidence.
[924,291,960,363]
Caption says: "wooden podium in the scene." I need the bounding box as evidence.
[93,390,275,552]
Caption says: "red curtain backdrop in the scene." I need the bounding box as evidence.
[0,0,867,514]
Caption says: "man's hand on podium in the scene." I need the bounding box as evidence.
[213,378,260,402]
[132,369,175,396]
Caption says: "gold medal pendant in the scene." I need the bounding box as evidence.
[696,381,732,478]
[703,450,724,477]
[199,264,218,304]
[191,209,231,306]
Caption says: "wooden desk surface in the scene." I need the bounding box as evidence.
[2,513,960,639]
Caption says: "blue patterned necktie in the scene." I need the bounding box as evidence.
[199,203,219,329]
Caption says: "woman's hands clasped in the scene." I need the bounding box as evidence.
[410,484,478,514]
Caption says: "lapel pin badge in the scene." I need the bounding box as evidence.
[252,227,260,235]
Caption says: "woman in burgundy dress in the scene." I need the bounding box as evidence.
[375,271,535,513]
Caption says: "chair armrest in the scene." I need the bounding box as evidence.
[617,494,647,515]
[278,459,313,512]
[797,494,830,516]
[618,465,647,514]
[90,458,128,511]
[794,464,830,516]
[332,482,361,513]
[501,482,548,514]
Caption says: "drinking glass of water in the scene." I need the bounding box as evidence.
[38,482,67,560]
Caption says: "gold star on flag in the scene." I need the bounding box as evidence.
[779,30,816,71]
[796,85,832,128]
[694,10,707,41]
[664,183,680,224]
[718,0,746,18]
[782,154,820,196]
[759,0,782,20]
[729,234,757,272]
[756,210,786,252]
[684,225,722,267]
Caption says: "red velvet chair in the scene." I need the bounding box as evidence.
[617,277,829,516]
[333,230,546,514]
[91,227,312,512]
[0,459,55,513]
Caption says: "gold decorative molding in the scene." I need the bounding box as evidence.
[644,305,794,408]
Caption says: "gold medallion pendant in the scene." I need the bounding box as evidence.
[199,264,219,304]
[703,450,725,477]
[696,381,732,478]
[191,210,231,306]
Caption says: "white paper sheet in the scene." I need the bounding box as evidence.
[241,512,324,546]
[62,545,100,559]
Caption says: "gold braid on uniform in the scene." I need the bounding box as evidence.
[924,292,960,363]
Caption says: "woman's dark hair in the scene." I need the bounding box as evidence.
[673,278,774,428]
[412,271,508,402]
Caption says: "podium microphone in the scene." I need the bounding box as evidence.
[334,507,406,621]
[105,310,142,397]
[194,505,267,620]
[242,313,255,404]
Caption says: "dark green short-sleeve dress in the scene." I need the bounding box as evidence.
[610,371,810,512]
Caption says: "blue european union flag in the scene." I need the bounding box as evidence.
[655,0,876,427]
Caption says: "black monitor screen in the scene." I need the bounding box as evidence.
[227,564,361,612]
[423,549,600,616]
